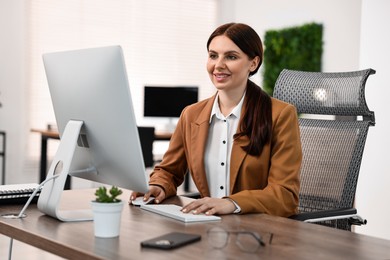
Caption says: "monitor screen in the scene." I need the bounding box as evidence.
[144,86,198,118]
[38,46,149,221]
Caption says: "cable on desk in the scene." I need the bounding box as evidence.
[7,175,60,260]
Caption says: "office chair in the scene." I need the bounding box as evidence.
[273,68,375,231]
[137,126,155,168]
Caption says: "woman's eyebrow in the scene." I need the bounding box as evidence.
[224,50,240,55]
[208,49,240,55]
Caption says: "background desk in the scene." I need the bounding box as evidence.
[1,189,390,259]
[30,128,172,189]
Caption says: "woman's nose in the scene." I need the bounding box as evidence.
[215,57,226,69]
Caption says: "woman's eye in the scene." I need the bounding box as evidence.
[209,54,217,59]
[227,55,237,60]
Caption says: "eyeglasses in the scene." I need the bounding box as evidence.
[207,227,273,253]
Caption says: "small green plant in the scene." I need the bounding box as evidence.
[94,186,123,203]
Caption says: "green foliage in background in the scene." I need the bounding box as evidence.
[262,22,323,96]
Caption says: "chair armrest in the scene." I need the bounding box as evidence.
[290,208,367,226]
[290,208,357,221]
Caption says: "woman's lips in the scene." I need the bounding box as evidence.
[214,73,230,82]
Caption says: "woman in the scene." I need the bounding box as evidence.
[130,23,302,217]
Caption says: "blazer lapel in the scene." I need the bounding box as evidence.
[229,89,250,194]
[189,96,216,197]
[229,135,249,194]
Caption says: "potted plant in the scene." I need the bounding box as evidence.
[91,186,124,238]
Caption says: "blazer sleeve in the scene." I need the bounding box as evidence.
[148,108,189,197]
[228,103,302,217]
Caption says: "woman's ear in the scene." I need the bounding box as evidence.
[250,56,260,72]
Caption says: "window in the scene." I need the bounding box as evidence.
[27,0,217,160]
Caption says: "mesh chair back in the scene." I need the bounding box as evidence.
[273,69,375,229]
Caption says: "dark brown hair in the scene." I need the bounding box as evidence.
[207,23,272,156]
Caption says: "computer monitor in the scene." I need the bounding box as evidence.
[38,45,149,221]
[144,86,198,131]
[144,86,198,118]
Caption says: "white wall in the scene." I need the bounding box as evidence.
[217,0,362,73]
[354,0,390,241]
[0,0,28,184]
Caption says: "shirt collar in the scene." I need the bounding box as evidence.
[209,92,246,123]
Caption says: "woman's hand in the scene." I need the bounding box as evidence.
[129,185,166,204]
[181,197,237,215]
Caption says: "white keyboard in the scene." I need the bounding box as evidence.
[141,204,221,223]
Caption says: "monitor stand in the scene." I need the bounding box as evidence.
[37,120,95,222]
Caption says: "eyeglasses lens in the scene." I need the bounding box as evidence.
[236,233,260,252]
[208,229,228,249]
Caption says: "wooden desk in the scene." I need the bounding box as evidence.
[1,189,390,259]
[30,128,172,186]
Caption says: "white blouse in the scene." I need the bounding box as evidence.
[204,92,245,198]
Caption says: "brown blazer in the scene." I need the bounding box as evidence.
[149,82,302,217]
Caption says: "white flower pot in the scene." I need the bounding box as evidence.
[91,201,124,238]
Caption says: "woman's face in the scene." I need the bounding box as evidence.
[207,35,258,93]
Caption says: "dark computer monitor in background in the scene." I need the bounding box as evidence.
[143,86,198,129]
[39,45,149,221]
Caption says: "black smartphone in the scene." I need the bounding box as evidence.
[140,232,201,250]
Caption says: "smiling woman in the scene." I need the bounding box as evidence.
[130,23,302,218]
